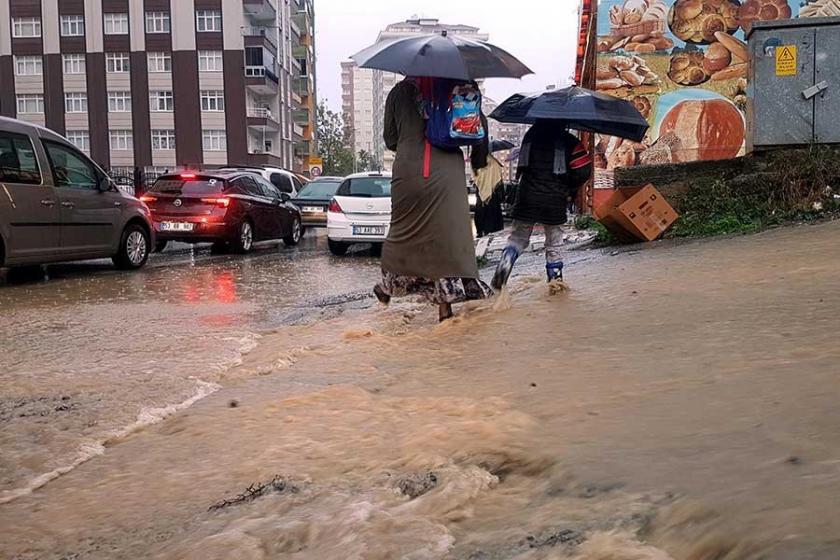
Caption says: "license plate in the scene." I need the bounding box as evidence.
[353,225,386,235]
[160,221,194,232]
[302,206,324,213]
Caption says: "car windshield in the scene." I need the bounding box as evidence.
[150,176,225,195]
[336,177,391,198]
[296,180,341,199]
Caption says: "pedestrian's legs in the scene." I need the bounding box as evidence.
[491,220,534,290]
[544,224,565,282]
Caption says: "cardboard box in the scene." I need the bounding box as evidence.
[594,184,679,242]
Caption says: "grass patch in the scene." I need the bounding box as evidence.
[667,146,840,238]
[574,214,616,244]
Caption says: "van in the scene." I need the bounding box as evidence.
[0,117,154,270]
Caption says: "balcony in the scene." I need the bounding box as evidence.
[243,0,277,22]
[247,107,280,132]
[293,76,312,97]
[292,45,309,60]
[294,141,311,156]
[293,11,312,35]
[248,152,285,167]
[243,27,277,54]
[245,65,279,95]
[292,109,310,124]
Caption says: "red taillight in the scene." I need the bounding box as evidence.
[201,197,231,208]
[328,199,343,213]
[139,195,157,203]
[181,173,196,179]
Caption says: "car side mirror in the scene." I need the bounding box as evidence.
[98,176,112,192]
[280,193,291,203]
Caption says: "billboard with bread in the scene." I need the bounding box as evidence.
[594,0,820,173]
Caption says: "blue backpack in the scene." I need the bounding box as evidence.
[421,79,485,177]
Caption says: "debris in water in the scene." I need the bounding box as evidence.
[208,476,296,511]
[530,383,537,388]
[785,455,802,465]
[524,528,585,548]
[397,472,438,499]
[228,400,239,408]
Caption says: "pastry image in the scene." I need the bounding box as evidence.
[714,31,749,62]
[668,51,710,86]
[740,0,792,32]
[659,98,745,162]
[800,0,840,18]
[632,95,653,118]
[597,55,661,92]
[668,0,741,44]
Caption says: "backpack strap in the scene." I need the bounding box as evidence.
[423,139,431,179]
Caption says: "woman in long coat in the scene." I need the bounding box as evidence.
[373,77,492,321]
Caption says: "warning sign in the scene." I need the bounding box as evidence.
[776,45,797,76]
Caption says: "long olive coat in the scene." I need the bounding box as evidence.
[381,79,479,280]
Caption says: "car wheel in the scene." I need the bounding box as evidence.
[113,223,150,270]
[232,220,254,254]
[328,239,349,256]
[283,217,302,246]
[154,240,168,253]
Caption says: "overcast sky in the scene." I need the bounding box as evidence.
[314,0,581,112]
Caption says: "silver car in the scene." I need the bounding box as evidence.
[0,117,154,270]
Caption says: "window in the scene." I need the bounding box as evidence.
[0,132,42,185]
[66,130,90,152]
[65,92,88,113]
[151,130,176,150]
[109,130,133,151]
[202,130,226,152]
[198,50,223,72]
[108,91,132,112]
[270,173,293,194]
[60,15,85,37]
[106,53,130,73]
[12,17,41,38]
[145,11,170,33]
[103,13,129,35]
[149,91,173,112]
[335,176,392,197]
[44,140,99,190]
[147,52,171,73]
[196,10,221,32]
[14,56,42,76]
[200,91,225,112]
[16,94,44,114]
[63,54,86,74]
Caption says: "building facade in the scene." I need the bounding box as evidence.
[341,17,488,172]
[0,0,316,176]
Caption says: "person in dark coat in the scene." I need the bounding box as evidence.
[491,120,591,289]
[470,115,504,237]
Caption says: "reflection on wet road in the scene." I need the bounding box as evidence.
[0,231,382,500]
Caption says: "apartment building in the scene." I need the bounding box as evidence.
[0,0,317,176]
[341,17,488,172]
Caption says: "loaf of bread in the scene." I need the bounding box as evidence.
[659,99,745,162]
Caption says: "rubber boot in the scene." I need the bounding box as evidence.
[546,261,564,283]
[492,246,520,290]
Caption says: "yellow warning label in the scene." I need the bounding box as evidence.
[776,45,797,76]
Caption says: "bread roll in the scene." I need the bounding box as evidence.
[659,99,745,162]
[703,42,732,73]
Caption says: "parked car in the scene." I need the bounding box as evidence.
[140,170,301,253]
[218,165,304,197]
[0,116,154,270]
[326,172,392,256]
[293,176,343,228]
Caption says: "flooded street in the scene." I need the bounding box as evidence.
[2,222,840,559]
[0,232,382,502]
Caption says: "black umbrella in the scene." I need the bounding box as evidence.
[351,32,532,80]
[490,139,516,152]
[489,86,649,142]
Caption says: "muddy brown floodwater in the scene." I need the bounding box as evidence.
[2,222,840,559]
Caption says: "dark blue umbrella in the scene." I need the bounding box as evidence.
[490,139,516,152]
[489,86,649,142]
[351,32,532,80]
